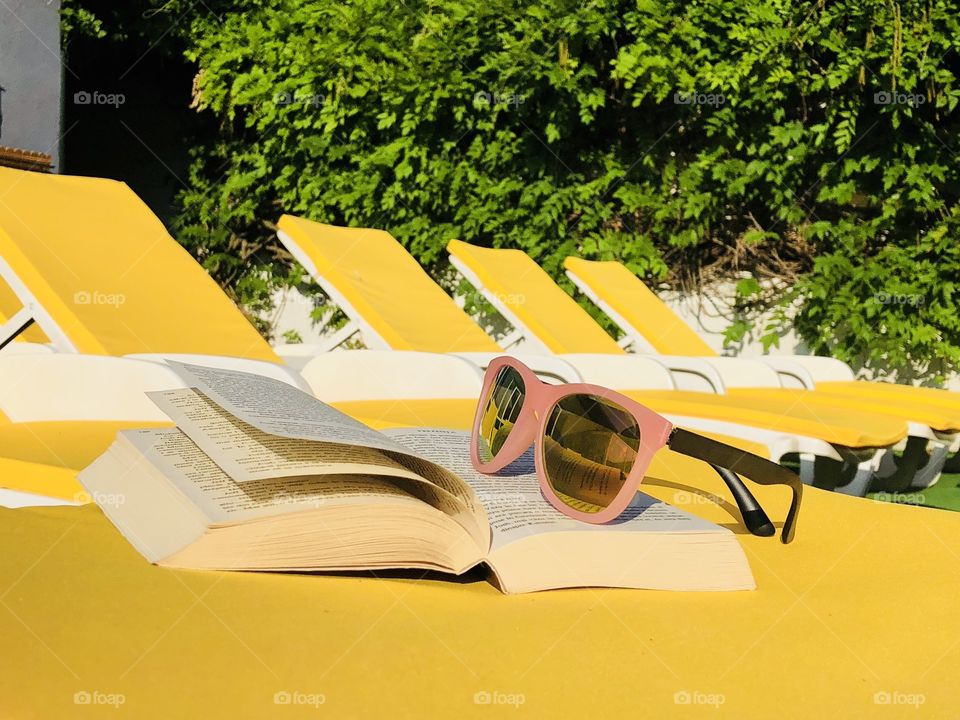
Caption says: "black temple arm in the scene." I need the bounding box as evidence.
[667,427,803,544]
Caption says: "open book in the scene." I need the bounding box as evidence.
[78,363,755,594]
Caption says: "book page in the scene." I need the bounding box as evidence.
[121,428,445,525]
[148,388,432,484]
[384,428,725,552]
[167,361,411,454]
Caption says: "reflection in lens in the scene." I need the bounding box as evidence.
[478,366,526,463]
[542,394,640,514]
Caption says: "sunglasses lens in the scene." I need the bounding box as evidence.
[542,394,641,514]
[477,366,526,463]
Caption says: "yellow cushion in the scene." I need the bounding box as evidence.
[3,441,959,717]
[625,390,907,448]
[564,257,715,355]
[332,398,480,431]
[730,387,960,434]
[816,380,960,412]
[278,216,501,353]
[447,240,624,354]
[0,168,279,361]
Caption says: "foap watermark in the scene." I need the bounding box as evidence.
[874,491,925,505]
[673,490,725,507]
[74,490,126,508]
[473,690,525,707]
[473,90,526,109]
[273,91,327,108]
[873,292,925,307]
[73,290,126,308]
[673,91,725,106]
[490,291,526,307]
[673,690,726,707]
[474,491,537,506]
[73,90,126,108]
[73,690,126,708]
[874,91,925,107]
[273,690,326,708]
[873,690,925,708]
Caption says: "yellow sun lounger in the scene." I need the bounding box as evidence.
[0,167,279,362]
[564,256,960,422]
[275,216,918,494]
[444,239,958,492]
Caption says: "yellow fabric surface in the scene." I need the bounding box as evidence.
[564,256,960,429]
[564,257,715,356]
[813,381,960,418]
[816,381,960,408]
[332,398,481,431]
[3,442,960,717]
[0,420,173,499]
[447,239,625,354]
[0,167,278,361]
[730,388,960,434]
[624,390,905,448]
[278,216,501,353]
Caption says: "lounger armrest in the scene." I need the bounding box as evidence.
[0,355,185,422]
[272,343,353,371]
[650,356,781,393]
[554,354,677,390]
[300,350,483,402]
[126,353,312,393]
[453,352,582,384]
[758,356,857,385]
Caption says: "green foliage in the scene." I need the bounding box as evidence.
[60,0,106,44]
[65,0,960,379]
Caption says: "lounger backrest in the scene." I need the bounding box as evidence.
[0,167,279,361]
[564,257,716,356]
[446,240,625,355]
[276,215,502,353]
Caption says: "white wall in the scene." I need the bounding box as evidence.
[0,0,62,167]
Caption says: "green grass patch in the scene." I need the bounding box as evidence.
[868,473,960,512]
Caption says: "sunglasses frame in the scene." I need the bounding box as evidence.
[470,356,674,523]
[470,356,802,542]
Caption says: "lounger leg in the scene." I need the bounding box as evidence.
[866,435,951,493]
[799,449,880,497]
[907,441,948,489]
[798,453,816,486]
[827,451,882,497]
[831,458,880,497]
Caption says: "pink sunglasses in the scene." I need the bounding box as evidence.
[470,356,802,543]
